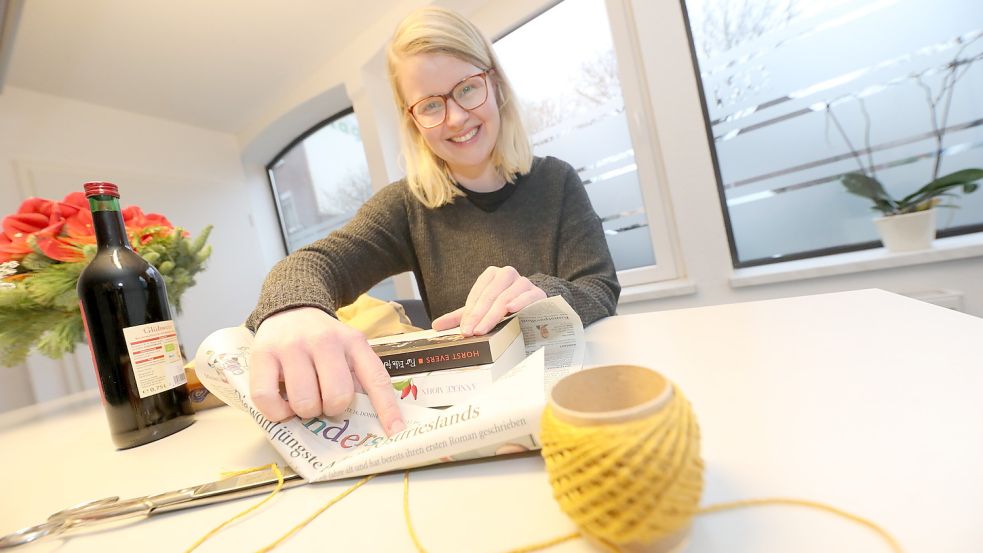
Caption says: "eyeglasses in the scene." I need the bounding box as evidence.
[407,71,490,129]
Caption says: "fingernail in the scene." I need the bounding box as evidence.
[323,393,352,415]
[390,419,406,435]
[293,398,319,416]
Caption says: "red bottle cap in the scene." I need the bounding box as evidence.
[83,181,120,198]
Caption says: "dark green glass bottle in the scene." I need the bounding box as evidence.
[77,181,194,449]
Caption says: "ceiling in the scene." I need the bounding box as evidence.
[4,0,402,134]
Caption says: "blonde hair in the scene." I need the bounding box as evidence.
[387,7,533,208]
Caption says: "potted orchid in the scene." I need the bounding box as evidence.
[832,35,983,252]
[841,170,982,251]
[0,191,212,366]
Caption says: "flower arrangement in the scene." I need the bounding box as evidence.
[0,192,212,366]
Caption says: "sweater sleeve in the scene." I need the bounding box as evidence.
[245,184,416,332]
[528,160,620,326]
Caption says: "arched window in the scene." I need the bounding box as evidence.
[267,108,372,253]
[266,108,397,300]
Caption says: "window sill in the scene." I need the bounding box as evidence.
[619,278,697,304]
[730,233,983,288]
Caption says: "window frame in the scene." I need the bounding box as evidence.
[265,106,359,254]
[491,0,683,287]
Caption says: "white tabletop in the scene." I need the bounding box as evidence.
[1,289,980,552]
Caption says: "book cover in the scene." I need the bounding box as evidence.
[390,331,526,408]
[370,316,521,376]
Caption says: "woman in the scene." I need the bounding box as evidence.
[246,7,620,436]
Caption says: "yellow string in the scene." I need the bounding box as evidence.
[183,463,284,553]
[402,469,581,553]
[252,474,375,553]
[699,497,904,553]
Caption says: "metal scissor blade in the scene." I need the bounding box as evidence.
[151,464,305,514]
[0,465,306,548]
[0,519,75,549]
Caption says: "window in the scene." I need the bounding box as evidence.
[267,108,396,299]
[683,0,983,267]
[495,0,679,285]
[268,108,372,252]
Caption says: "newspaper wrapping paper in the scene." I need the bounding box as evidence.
[193,297,584,482]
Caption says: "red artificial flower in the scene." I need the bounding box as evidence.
[122,205,177,245]
[0,192,179,263]
[63,192,97,248]
[0,195,85,262]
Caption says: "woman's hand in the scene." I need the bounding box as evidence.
[248,307,405,436]
[431,266,546,336]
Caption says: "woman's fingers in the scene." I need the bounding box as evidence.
[461,266,519,335]
[506,288,547,314]
[457,266,546,335]
[247,307,405,435]
[471,279,546,335]
[431,306,465,330]
[249,348,293,421]
[279,343,323,419]
[347,337,405,436]
[310,337,354,416]
[465,267,498,308]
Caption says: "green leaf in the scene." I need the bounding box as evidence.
[0,307,67,366]
[842,173,896,214]
[899,168,983,208]
[24,262,85,309]
[392,379,412,391]
[196,244,212,263]
[36,313,84,358]
[925,168,983,188]
[188,225,213,254]
[20,253,53,272]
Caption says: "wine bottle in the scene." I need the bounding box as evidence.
[77,181,194,449]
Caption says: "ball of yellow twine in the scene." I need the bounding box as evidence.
[540,383,704,550]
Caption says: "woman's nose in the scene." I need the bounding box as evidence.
[444,98,469,129]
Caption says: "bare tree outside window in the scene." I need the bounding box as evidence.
[693,0,799,58]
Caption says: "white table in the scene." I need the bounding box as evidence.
[1,289,980,552]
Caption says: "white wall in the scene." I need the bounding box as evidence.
[0,86,268,410]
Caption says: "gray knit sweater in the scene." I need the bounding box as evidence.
[246,156,620,331]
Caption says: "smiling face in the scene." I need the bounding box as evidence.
[397,53,501,187]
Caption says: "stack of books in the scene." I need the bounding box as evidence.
[369,317,525,408]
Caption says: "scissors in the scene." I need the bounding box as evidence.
[0,464,305,549]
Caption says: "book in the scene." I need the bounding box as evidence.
[369,316,521,377]
[389,330,526,408]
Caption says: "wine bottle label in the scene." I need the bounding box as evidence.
[122,320,189,398]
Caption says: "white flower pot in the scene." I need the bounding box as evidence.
[873,209,936,253]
